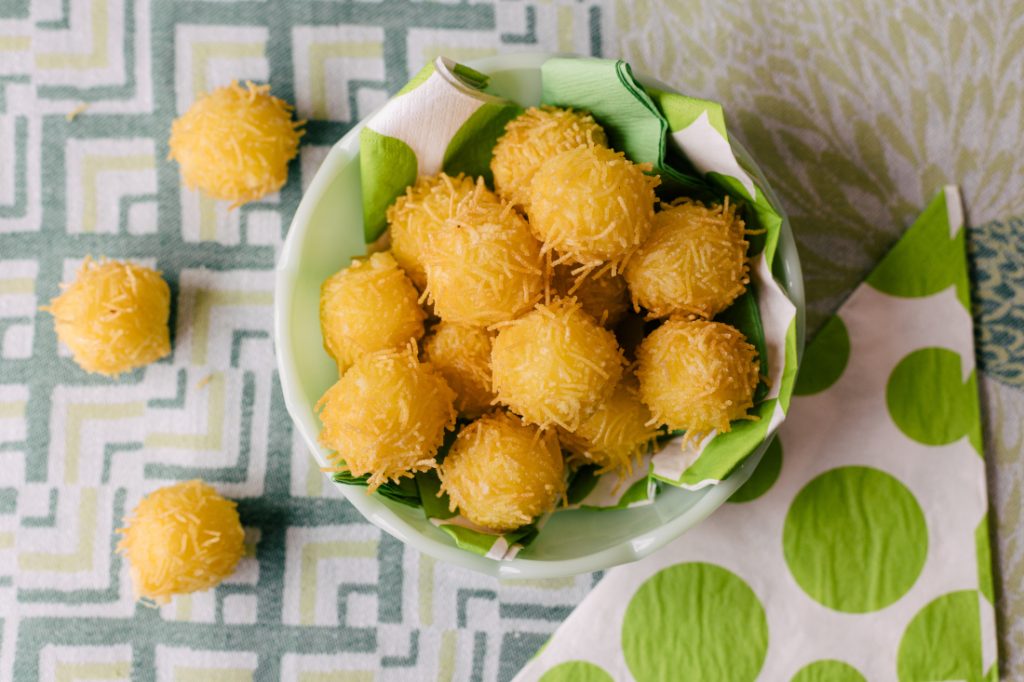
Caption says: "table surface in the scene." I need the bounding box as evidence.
[0,1,1021,680]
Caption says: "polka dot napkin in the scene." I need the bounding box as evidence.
[514,186,998,681]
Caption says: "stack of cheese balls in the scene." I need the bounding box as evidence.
[317,106,761,533]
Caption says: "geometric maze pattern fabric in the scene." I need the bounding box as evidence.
[1,0,1023,680]
[0,2,606,679]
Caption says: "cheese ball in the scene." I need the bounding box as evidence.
[316,345,456,491]
[491,298,624,431]
[439,411,565,531]
[490,106,608,212]
[386,173,485,289]
[528,145,660,267]
[169,81,304,207]
[636,319,760,437]
[43,257,171,376]
[551,262,630,327]
[117,480,245,605]
[319,251,426,373]
[560,378,659,477]
[423,322,495,418]
[625,198,749,319]
[422,197,544,326]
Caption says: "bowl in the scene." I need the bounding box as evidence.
[275,53,805,579]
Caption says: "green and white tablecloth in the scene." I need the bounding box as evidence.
[517,186,998,681]
[0,1,1022,680]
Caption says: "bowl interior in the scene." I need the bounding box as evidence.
[275,53,805,578]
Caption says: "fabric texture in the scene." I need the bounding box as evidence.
[0,1,1022,680]
[515,187,999,681]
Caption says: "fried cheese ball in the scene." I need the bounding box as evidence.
[423,322,495,418]
[636,319,759,437]
[316,345,456,491]
[169,81,304,207]
[422,198,544,326]
[386,173,484,289]
[491,298,624,431]
[490,106,608,212]
[439,411,565,531]
[528,145,660,267]
[319,251,426,373]
[625,198,749,319]
[560,378,659,477]
[551,262,630,327]
[117,480,245,605]
[43,257,171,376]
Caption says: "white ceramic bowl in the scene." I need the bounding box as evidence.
[275,53,805,579]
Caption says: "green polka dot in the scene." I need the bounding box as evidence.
[622,562,767,682]
[539,661,614,682]
[886,347,982,454]
[866,188,970,310]
[898,591,984,682]
[791,660,867,682]
[783,466,927,613]
[730,436,783,503]
[359,129,418,242]
[976,514,995,604]
[794,315,850,395]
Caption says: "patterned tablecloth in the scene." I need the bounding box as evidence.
[0,1,1021,680]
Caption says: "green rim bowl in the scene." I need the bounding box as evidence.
[274,53,806,579]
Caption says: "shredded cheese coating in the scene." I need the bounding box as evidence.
[438,411,565,531]
[168,81,304,208]
[490,106,608,212]
[320,251,426,374]
[625,198,749,319]
[386,173,486,289]
[423,321,495,418]
[560,377,659,477]
[491,298,624,431]
[528,144,660,268]
[42,257,171,376]
[422,196,544,326]
[551,261,630,327]
[316,344,457,492]
[116,480,245,605]
[636,319,760,438]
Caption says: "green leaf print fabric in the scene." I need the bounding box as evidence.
[515,187,998,681]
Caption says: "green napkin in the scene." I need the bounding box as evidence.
[358,57,521,243]
[514,187,998,681]
[352,57,799,558]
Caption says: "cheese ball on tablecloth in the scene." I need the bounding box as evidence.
[490,106,607,212]
[423,321,496,418]
[491,298,624,431]
[168,81,304,207]
[422,197,544,326]
[625,198,749,319]
[316,345,456,491]
[319,251,426,374]
[528,145,660,268]
[439,411,565,531]
[560,377,660,477]
[551,262,630,327]
[386,173,486,289]
[117,480,245,605]
[636,319,760,438]
[43,257,171,376]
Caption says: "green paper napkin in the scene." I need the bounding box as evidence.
[358,57,522,243]
[514,187,998,681]
[352,56,799,557]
